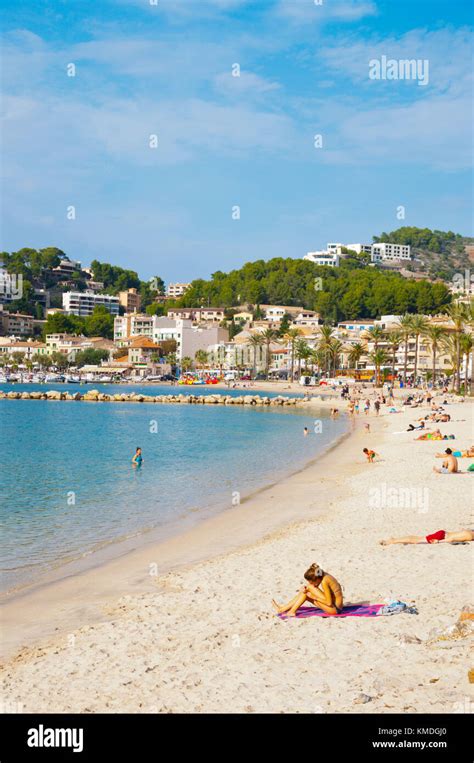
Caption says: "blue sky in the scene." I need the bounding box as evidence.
[2,0,473,281]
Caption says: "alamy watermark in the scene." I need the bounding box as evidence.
[0,272,23,300]
[369,483,429,513]
[369,56,429,87]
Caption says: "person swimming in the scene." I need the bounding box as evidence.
[132,447,143,467]
[272,563,344,617]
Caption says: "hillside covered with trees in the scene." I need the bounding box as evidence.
[178,258,452,322]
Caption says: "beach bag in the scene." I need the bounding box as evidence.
[468,464,474,472]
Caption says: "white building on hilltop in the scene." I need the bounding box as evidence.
[371,243,411,262]
[304,251,340,267]
[304,241,411,267]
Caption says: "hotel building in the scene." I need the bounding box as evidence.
[63,291,120,317]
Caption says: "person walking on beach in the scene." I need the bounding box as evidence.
[272,563,344,617]
[374,399,380,416]
[132,447,143,468]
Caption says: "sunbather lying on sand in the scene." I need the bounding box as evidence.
[416,430,455,441]
[272,563,344,617]
[380,529,473,545]
[433,449,459,473]
[436,446,474,458]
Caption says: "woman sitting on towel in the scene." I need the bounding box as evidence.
[272,563,344,617]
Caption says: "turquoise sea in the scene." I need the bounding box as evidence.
[0,384,347,593]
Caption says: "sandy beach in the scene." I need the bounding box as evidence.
[1,394,472,714]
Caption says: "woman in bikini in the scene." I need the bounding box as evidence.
[380,529,473,545]
[272,563,344,617]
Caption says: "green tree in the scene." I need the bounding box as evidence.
[248,334,264,377]
[423,325,446,385]
[369,349,389,387]
[445,301,469,393]
[194,349,208,370]
[84,306,115,339]
[408,315,429,382]
[284,328,303,382]
[260,328,279,379]
[74,348,110,367]
[348,342,366,370]
[181,356,194,373]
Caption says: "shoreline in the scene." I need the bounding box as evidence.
[0,405,354,660]
[0,405,349,602]
[1,399,472,713]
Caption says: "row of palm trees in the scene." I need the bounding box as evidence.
[245,301,474,392]
[177,301,474,393]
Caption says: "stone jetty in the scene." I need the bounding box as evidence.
[0,389,309,407]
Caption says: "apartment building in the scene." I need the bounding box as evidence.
[44,333,114,361]
[303,251,340,267]
[166,283,191,299]
[371,243,411,262]
[114,314,154,342]
[167,307,225,324]
[152,318,228,360]
[114,314,228,360]
[293,310,321,327]
[63,291,120,316]
[0,339,50,359]
[260,305,302,323]
[0,307,34,337]
[118,288,141,312]
[53,258,82,279]
[127,337,163,365]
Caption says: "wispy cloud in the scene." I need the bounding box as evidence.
[275,0,378,24]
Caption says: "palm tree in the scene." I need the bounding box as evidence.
[441,335,459,391]
[309,347,324,377]
[181,356,194,373]
[295,338,310,377]
[365,325,385,351]
[247,334,264,378]
[459,332,473,396]
[328,338,344,377]
[422,325,446,386]
[317,325,335,376]
[369,349,389,387]
[348,342,366,371]
[396,314,414,384]
[386,330,402,382]
[445,301,469,393]
[284,328,303,382]
[408,314,429,384]
[260,328,279,379]
[194,349,208,372]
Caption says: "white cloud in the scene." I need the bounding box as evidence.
[276,0,377,24]
[213,70,281,98]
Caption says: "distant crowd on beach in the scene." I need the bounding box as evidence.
[288,382,473,619]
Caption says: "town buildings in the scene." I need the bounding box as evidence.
[63,291,120,316]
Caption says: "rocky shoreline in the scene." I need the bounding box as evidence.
[0,389,307,406]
